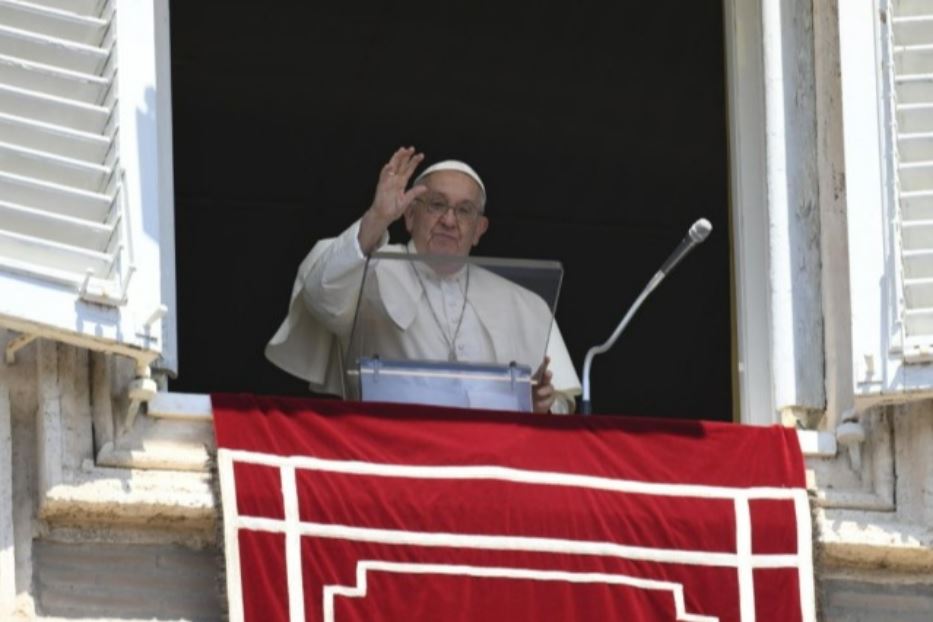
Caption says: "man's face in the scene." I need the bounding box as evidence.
[404,170,489,256]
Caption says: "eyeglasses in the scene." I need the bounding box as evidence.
[415,198,483,223]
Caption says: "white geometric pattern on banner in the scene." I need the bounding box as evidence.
[218,449,817,622]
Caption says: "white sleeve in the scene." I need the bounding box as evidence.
[299,219,389,337]
[550,392,576,415]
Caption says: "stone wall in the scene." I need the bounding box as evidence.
[34,541,220,622]
[3,327,933,620]
[0,329,217,621]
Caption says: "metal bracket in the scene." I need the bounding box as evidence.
[836,409,866,471]
[4,333,37,365]
[371,356,382,384]
[124,364,158,431]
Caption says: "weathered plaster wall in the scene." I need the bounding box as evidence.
[807,404,933,618]
[821,575,933,621]
[3,319,933,620]
[0,329,218,622]
[34,541,220,621]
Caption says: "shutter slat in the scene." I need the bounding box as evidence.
[904,281,933,310]
[900,218,933,228]
[894,45,933,75]
[900,188,933,198]
[902,247,933,259]
[0,0,107,45]
[0,23,107,74]
[0,0,128,293]
[900,194,933,221]
[0,0,175,362]
[0,139,110,190]
[895,0,933,18]
[897,0,933,363]
[0,198,111,249]
[0,169,110,221]
[900,217,933,250]
[897,158,933,191]
[0,227,111,275]
[0,82,109,132]
[0,52,109,103]
[24,0,104,19]
[0,110,110,161]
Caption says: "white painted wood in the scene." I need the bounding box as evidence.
[797,430,837,458]
[0,0,108,45]
[762,0,826,418]
[0,384,15,618]
[886,3,933,360]
[762,0,795,420]
[725,0,826,423]
[0,22,108,73]
[839,0,933,406]
[0,0,177,369]
[25,0,103,17]
[814,0,855,432]
[152,0,177,375]
[840,0,896,403]
[147,391,212,421]
[723,0,776,425]
[113,0,176,369]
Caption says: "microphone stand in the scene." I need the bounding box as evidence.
[580,219,712,415]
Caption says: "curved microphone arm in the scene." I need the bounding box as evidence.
[580,218,712,415]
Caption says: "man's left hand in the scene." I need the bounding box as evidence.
[532,356,556,414]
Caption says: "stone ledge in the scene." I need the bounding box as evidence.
[39,465,215,533]
[819,508,933,572]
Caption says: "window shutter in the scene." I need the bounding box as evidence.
[0,0,176,371]
[889,2,933,362]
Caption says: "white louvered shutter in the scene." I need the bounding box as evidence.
[889,0,933,362]
[0,0,176,370]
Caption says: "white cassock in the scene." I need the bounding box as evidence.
[265,220,582,413]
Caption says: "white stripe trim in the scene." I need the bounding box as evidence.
[219,448,814,619]
[324,560,720,622]
[794,489,817,622]
[222,448,803,501]
[237,516,800,570]
[735,496,755,622]
[217,450,244,622]
[281,465,305,622]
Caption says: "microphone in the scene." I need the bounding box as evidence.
[580,218,712,415]
[660,219,712,275]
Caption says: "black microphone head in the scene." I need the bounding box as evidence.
[689,218,712,243]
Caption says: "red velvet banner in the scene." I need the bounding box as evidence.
[213,395,814,622]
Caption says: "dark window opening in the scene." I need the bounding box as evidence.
[168,2,732,420]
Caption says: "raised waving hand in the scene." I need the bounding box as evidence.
[358,147,427,253]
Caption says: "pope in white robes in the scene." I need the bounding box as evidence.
[266,147,581,413]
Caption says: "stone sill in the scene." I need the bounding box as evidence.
[819,508,933,573]
[149,392,840,458]
[40,463,214,531]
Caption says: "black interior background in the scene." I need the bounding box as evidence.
[168,1,733,420]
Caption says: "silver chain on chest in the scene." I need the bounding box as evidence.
[407,253,470,362]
